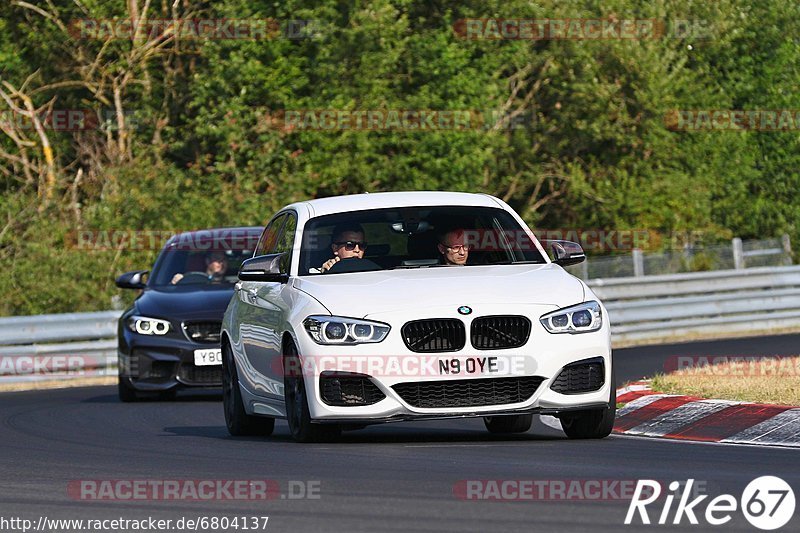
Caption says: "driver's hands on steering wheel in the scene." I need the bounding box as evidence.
[320,256,341,272]
[171,271,213,284]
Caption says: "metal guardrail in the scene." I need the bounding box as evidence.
[589,265,800,345]
[0,311,121,383]
[1,265,800,383]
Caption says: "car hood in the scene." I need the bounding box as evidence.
[135,285,234,321]
[293,264,586,318]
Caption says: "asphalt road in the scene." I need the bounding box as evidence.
[1,334,799,533]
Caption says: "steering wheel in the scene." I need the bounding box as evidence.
[176,271,210,284]
[325,257,381,274]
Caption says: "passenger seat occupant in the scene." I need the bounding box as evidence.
[437,228,471,266]
[314,223,367,273]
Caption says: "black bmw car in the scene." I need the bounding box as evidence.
[115,226,263,401]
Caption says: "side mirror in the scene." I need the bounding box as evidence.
[547,240,586,266]
[238,253,289,283]
[115,270,149,289]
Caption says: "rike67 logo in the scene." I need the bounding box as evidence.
[626,477,795,530]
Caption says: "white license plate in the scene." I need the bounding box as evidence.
[194,348,222,366]
[438,356,500,375]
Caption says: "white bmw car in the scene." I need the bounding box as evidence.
[221,192,614,442]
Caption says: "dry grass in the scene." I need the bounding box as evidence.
[0,375,115,392]
[651,355,800,406]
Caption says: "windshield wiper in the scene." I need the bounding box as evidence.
[489,260,547,265]
[390,264,451,270]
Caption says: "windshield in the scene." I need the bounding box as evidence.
[148,246,255,288]
[299,206,546,275]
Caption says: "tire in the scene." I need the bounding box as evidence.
[118,376,140,403]
[222,341,275,437]
[559,370,616,440]
[284,341,341,443]
[483,414,533,434]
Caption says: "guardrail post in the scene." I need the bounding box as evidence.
[632,248,644,277]
[732,238,744,269]
[581,260,589,280]
[782,234,792,265]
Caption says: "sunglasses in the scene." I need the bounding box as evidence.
[334,240,368,251]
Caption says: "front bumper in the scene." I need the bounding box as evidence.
[118,330,222,391]
[307,401,612,425]
[290,303,612,422]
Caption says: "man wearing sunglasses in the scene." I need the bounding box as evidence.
[318,223,368,273]
[437,228,471,266]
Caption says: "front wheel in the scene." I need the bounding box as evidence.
[284,341,340,443]
[222,341,275,436]
[483,414,533,434]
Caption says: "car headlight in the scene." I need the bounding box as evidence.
[127,315,171,335]
[540,301,602,334]
[303,316,390,344]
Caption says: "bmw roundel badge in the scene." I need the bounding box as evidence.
[457,306,472,315]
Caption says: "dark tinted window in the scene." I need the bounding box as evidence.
[256,214,286,256]
[150,249,254,287]
[148,229,261,287]
[274,213,297,273]
[299,206,546,275]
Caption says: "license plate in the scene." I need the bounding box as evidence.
[438,356,499,375]
[194,348,222,366]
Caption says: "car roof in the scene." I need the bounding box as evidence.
[287,191,502,218]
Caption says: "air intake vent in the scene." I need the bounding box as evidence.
[320,372,386,406]
[393,376,544,408]
[177,364,223,385]
[550,357,605,394]
[401,319,466,353]
[183,321,222,344]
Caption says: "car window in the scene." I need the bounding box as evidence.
[256,214,286,256]
[148,249,254,287]
[146,229,262,287]
[273,212,297,273]
[298,206,546,275]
